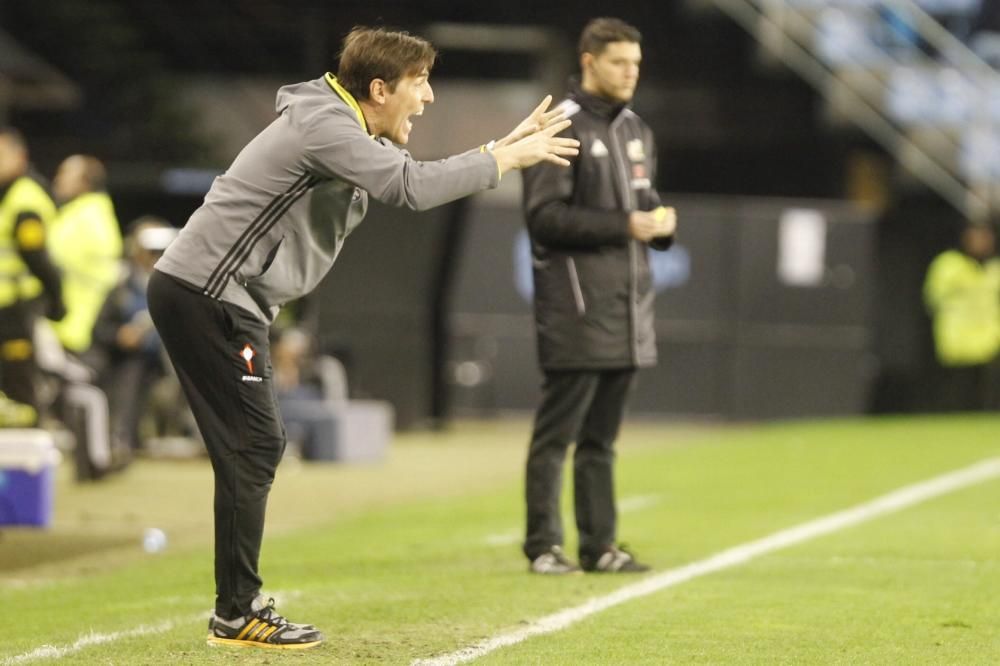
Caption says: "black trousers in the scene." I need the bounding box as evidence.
[0,300,40,414]
[933,362,1000,412]
[523,368,635,561]
[148,270,284,619]
[102,355,162,451]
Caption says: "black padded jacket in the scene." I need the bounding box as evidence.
[521,79,672,370]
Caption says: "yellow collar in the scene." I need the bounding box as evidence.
[325,73,369,135]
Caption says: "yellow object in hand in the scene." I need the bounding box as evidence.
[653,206,667,223]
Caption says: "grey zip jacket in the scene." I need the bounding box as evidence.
[156,73,500,321]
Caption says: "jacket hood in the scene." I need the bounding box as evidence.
[275,74,369,135]
[275,78,321,114]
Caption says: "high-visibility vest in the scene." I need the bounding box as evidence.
[48,191,123,352]
[0,176,57,308]
[924,249,1000,366]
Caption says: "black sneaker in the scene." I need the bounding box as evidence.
[207,595,323,649]
[529,545,582,575]
[581,545,650,573]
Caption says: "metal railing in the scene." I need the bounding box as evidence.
[708,0,997,221]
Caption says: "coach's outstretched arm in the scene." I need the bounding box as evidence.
[303,95,578,211]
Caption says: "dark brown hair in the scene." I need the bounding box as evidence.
[336,27,437,101]
[578,17,642,57]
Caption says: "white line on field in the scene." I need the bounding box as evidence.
[0,616,201,665]
[482,494,662,546]
[415,457,1000,666]
[1,590,303,664]
[617,493,660,513]
[483,530,520,546]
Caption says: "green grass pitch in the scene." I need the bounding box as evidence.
[2,415,1000,664]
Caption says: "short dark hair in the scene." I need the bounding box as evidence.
[336,27,437,101]
[578,17,642,57]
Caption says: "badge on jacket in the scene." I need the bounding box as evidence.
[631,164,651,190]
[627,139,646,162]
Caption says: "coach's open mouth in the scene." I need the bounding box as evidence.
[406,109,423,133]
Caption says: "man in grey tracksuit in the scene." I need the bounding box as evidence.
[520,18,676,575]
[147,27,578,649]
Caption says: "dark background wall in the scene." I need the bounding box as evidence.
[445,195,877,421]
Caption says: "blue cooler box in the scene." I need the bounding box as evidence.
[0,430,60,527]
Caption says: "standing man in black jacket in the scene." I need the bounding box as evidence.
[521,17,676,574]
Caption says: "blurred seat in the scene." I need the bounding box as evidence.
[282,353,394,463]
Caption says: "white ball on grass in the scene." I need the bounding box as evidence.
[143,527,168,553]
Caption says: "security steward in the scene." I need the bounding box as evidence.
[0,127,66,418]
[49,155,122,354]
[924,223,1000,410]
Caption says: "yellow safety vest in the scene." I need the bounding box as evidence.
[924,249,1000,366]
[0,176,57,307]
[48,191,123,352]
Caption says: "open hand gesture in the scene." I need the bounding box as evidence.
[491,96,580,173]
[496,95,569,148]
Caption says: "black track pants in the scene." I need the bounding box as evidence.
[523,369,635,562]
[0,301,39,413]
[148,270,284,619]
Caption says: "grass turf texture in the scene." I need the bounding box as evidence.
[1,415,999,664]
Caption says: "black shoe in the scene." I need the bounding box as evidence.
[581,545,650,573]
[207,595,323,649]
[529,545,582,575]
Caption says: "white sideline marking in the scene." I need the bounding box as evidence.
[415,458,1000,666]
[1,590,303,664]
[0,617,199,665]
[483,494,662,546]
[617,493,660,513]
[484,530,520,546]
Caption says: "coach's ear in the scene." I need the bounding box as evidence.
[368,78,388,106]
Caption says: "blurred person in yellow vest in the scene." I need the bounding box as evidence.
[48,155,123,354]
[0,127,66,420]
[924,223,1000,410]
